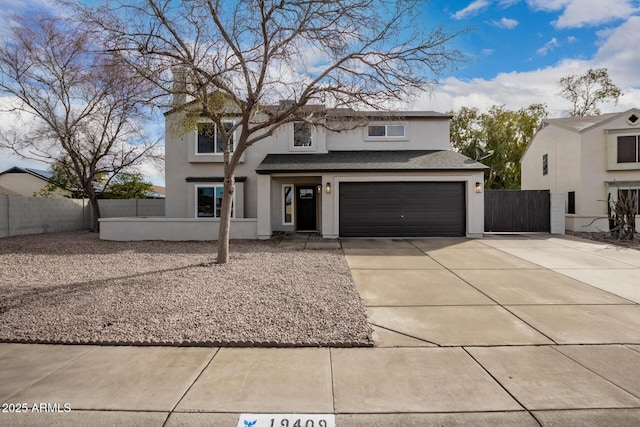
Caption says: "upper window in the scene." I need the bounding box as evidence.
[617,135,639,163]
[367,124,406,139]
[197,122,234,154]
[293,122,312,147]
[542,153,548,176]
[196,185,234,218]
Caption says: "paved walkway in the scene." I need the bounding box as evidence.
[1,234,640,426]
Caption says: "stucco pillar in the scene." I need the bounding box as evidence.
[467,173,485,238]
[256,174,272,239]
[550,192,566,235]
[321,175,338,239]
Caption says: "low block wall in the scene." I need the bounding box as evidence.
[0,196,166,238]
[99,217,258,241]
[0,195,87,238]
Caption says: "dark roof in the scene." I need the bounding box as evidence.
[0,166,54,181]
[256,150,487,174]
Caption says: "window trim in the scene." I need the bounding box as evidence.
[195,121,236,155]
[195,184,235,219]
[365,123,408,141]
[289,122,315,152]
[282,184,294,225]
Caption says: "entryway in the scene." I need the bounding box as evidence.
[296,185,317,231]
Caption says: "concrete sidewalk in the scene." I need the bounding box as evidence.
[1,234,640,426]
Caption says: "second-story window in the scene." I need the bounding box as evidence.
[617,135,640,164]
[293,122,312,147]
[197,122,234,154]
[367,124,406,139]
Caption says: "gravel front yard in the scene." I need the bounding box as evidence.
[0,232,372,347]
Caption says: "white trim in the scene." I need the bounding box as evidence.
[282,184,294,225]
[364,122,408,141]
[194,184,236,219]
[289,122,316,152]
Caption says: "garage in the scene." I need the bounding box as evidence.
[339,182,466,237]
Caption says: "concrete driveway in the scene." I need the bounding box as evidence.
[1,234,640,426]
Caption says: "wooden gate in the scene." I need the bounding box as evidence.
[484,190,550,232]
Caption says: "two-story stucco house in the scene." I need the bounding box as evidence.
[101,100,487,241]
[521,108,640,232]
[162,100,487,239]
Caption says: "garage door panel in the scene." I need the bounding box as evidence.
[339,182,465,237]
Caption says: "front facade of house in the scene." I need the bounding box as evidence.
[521,109,640,231]
[163,105,486,240]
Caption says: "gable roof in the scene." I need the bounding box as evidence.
[256,150,487,174]
[0,166,54,181]
[539,108,640,134]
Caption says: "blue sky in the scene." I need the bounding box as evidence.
[409,0,640,114]
[2,0,640,183]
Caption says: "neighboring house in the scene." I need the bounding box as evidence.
[0,185,20,196]
[0,167,71,197]
[163,103,487,239]
[521,108,640,232]
[149,185,166,199]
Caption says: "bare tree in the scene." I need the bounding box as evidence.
[79,0,464,263]
[559,68,622,117]
[0,14,161,231]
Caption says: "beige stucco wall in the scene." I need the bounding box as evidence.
[521,125,581,209]
[523,113,640,219]
[0,173,69,197]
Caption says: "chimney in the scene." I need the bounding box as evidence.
[171,66,188,107]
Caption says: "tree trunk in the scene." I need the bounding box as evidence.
[89,194,101,232]
[216,172,235,264]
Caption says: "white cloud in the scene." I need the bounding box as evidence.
[567,36,578,43]
[452,0,492,20]
[527,0,639,28]
[407,16,640,117]
[536,37,560,55]
[593,16,640,88]
[492,17,519,28]
[499,0,521,7]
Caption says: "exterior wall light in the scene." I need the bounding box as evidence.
[316,184,321,193]
[325,182,332,194]
[475,182,483,193]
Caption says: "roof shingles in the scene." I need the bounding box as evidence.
[256,150,487,174]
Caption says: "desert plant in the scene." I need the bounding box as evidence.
[607,191,638,240]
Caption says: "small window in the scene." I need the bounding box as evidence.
[283,185,293,225]
[568,191,575,214]
[542,154,548,176]
[617,135,638,163]
[293,123,312,147]
[197,122,234,154]
[196,185,234,218]
[367,124,406,139]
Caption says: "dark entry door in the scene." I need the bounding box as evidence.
[296,186,317,231]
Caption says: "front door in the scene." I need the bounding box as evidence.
[296,186,317,231]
